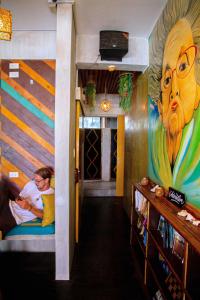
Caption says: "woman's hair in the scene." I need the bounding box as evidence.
[148,0,200,103]
[34,166,54,180]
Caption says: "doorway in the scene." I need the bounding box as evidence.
[77,69,128,199]
[80,116,117,197]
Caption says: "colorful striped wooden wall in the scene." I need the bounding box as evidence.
[0,60,55,189]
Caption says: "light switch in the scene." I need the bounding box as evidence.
[9,63,19,69]
[9,172,19,178]
[9,71,19,78]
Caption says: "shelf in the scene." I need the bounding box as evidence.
[132,183,200,300]
[148,259,193,300]
[131,224,146,256]
[131,208,146,227]
[149,229,183,284]
[187,246,200,300]
[135,183,200,255]
[131,238,146,280]
[147,259,173,300]
[135,208,146,220]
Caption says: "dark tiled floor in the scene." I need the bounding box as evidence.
[0,197,147,300]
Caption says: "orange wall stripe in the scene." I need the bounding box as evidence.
[12,60,55,96]
[1,105,54,155]
[1,157,29,189]
[43,60,56,70]
[1,132,44,169]
[1,71,54,120]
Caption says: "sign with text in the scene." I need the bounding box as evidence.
[168,187,185,207]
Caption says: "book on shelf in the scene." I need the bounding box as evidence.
[135,190,148,246]
[158,253,169,276]
[157,216,185,263]
[135,190,147,215]
[172,232,185,263]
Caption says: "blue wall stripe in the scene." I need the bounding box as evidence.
[1,80,54,129]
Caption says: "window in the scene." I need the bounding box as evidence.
[79,117,84,128]
[79,117,117,129]
[82,117,101,129]
[106,117,117,129]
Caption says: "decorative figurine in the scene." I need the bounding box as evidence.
[141,177,149,186]
[155,186,164,197]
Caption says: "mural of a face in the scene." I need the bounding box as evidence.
[148,1,200,209]
[158,18,200,164]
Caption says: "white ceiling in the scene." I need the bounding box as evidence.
[74,0,167,38]
[2,0,167,39]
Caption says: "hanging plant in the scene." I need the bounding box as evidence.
[85,80,96,109]
[118,73,133,112]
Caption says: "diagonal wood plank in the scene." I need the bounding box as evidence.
[1,157,29,189]
[1,71,54,120]
[12,60,55,96]
[43,60,56,70]
[2,80,54,129]
[1,131,44,169]
[2,105,54,155]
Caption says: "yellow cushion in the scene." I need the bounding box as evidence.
[41,194,55,227]
[50,176,55,189]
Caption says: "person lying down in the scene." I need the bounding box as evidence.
[0,166,54,238]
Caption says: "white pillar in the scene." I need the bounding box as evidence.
[101,128,111,181]
[55,2,74,280]
[101,117,106,128]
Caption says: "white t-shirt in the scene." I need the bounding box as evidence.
[9,180,54,225]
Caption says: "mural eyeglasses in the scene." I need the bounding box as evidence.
[161,45,197,92]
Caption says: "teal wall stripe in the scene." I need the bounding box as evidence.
[1,80,54,129]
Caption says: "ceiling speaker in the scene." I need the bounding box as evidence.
[99,30,129,61]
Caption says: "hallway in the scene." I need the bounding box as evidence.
[0,197,147,300]
[69,197,146,299]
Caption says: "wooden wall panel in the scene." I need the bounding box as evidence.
[1,89,54,142]
[124,72,148,218]
[0,60,55,189]
[2,61,55,110]
[1,116,54,165]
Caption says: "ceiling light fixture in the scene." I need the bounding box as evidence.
[0,7,12,41]
[100,80,112,112]
[100,99,112,112]
[108,65,116,72]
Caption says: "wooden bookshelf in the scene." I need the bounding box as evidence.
[131,183,200,300]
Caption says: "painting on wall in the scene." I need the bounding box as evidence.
[148,0,200,208]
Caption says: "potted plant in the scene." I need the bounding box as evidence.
[85,80,96,109]
[118,73,133,112]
